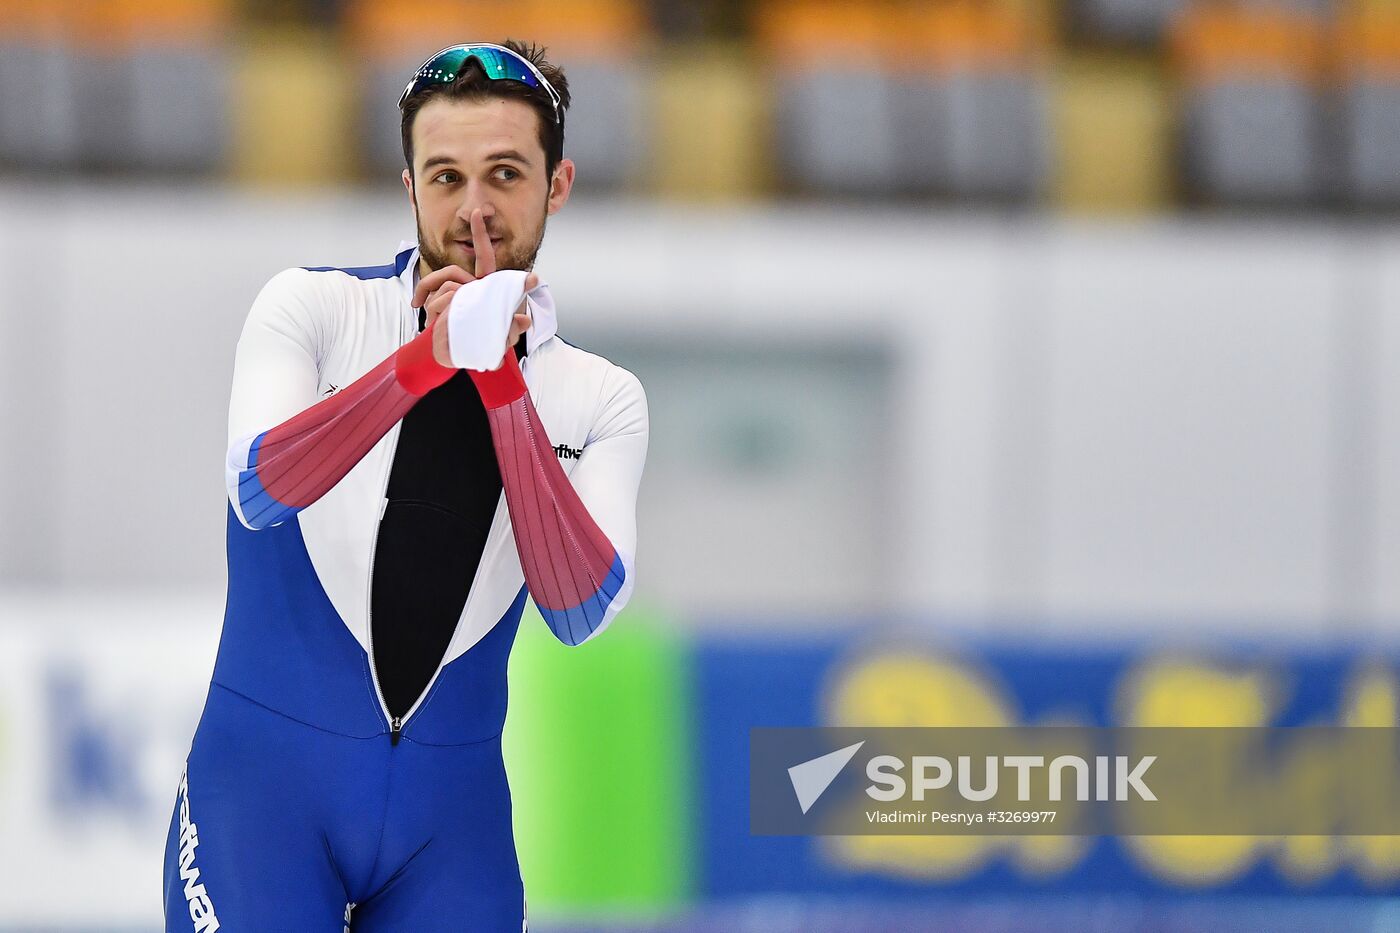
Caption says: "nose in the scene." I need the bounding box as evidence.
[455,183,495,228]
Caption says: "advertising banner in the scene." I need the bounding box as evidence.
[697,634,1400,897]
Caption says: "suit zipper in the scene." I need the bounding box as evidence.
[365,306,412,746]
[368,304,498,747]
[366,426,401,743]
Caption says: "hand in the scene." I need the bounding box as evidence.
[467,208,538,356]
[420,269,470,368]
[416,265,474,330]
[415,208,499,332]
[421,216,539,367]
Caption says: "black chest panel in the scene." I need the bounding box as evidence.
[370,314,524,720]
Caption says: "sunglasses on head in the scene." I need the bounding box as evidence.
[397,43,561,123]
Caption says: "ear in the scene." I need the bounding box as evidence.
[547,158,575,216]
[402,168,414,204]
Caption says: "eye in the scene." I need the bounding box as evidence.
[433,171,459,185]
[493,166,520,181]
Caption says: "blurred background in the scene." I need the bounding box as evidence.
[4,0,1400,929]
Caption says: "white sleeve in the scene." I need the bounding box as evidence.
[225,269,327,527]
[227,269,327,446]
[565,364,650,640]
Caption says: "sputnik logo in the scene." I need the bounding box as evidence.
[787,741,865,814]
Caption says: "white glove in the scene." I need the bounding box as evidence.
[445,270,536,371]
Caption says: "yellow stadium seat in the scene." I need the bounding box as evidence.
[1051,52,1173,213]
[649,42,773,201]
[231,29,355,186]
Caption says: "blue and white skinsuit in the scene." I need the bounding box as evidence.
[163,245,648,932]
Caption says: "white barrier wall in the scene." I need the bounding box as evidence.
[2,184,1399,635]
[0,592,220,928]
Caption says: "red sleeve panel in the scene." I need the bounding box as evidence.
[470,354,628,646]
[234,324,455,530]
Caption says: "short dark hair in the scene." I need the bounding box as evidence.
[400,39,571,181]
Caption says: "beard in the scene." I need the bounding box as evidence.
[415,202,549,275]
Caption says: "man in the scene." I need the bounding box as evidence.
[163,40,648,932]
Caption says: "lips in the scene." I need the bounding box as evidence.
[457,237,503,252]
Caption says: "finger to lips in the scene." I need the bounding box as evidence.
[471,208,496,279]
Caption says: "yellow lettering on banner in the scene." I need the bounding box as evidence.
[821,651,1090,879]
[1117,659,1271,884]
[825,652,1013,729]
[818,650,1400,888]
[1013,712,1092,878]
[1121,660,1400,886]
[823,652,1010,878]
[1278,835,1337,883]
[1274,729,1341,883]
[1341,667,1400,882]
[822,833,994,881]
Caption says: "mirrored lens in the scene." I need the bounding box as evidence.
[399,45,545,108]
